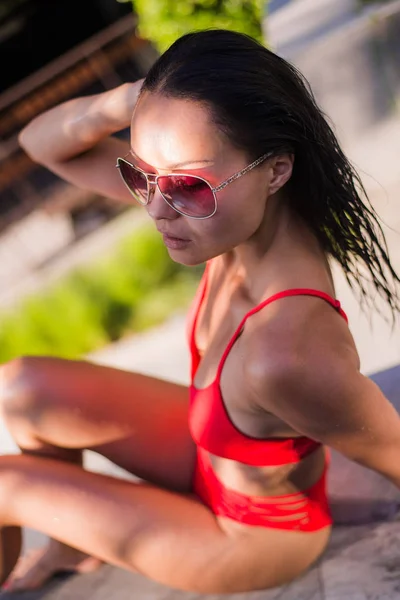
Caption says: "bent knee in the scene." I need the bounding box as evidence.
[1,357,34,408]
[0,356,54,433]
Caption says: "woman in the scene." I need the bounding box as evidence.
[1,29,400,594]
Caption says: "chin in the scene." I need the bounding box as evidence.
[167,247,213,267]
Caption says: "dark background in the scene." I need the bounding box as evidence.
[1,0,132,90]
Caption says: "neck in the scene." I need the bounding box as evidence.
[221,190,293,276]
[220,191,331,298]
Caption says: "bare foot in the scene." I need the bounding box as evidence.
[2,539,103,592]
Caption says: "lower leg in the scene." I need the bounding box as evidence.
[1,424,101,590]
[0,454,218,592]
[0,454,118,590]
[0,361,106,590]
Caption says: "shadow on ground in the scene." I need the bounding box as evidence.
[328,363,400,525]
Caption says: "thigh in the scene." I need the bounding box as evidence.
[1,454,330,594]
[2,356,196,492]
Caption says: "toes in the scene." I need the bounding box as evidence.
[75,557,103,574]
[3,549,52,592]
[1,547,104,592]
[4,561,49,591]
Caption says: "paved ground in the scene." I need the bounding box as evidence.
[2,0,400,598]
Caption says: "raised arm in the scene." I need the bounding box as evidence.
[19,80,144,202]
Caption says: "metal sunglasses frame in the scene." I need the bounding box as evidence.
[116,151,273,220]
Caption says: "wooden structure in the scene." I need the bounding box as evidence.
[0,3,157,237]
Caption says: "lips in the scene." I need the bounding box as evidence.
[159,231,191,250]
[157,229,188,241]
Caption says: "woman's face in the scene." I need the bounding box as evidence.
[130,92,271,266]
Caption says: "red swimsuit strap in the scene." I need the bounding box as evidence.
[214,287,348,381]
[189,262,211,379]
[189,262,348,381]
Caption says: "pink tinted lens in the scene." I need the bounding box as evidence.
[157,175,215,218]
[118,160,148,204]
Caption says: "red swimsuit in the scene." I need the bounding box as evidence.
[188,262,348,531]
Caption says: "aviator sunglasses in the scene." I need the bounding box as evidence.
[116,152,273,219]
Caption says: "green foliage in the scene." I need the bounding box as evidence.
[0,224,202,363]
[132,0,265,53]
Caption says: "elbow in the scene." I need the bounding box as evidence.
[19,121,33,152]
[19,116,54,165]
[18,124,41,163]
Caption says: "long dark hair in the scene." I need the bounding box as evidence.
[141,29,400,320]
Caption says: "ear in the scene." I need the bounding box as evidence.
[268,154,294,196]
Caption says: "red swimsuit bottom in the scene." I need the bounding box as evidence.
[188,262,348,532]
[193,447,331,531]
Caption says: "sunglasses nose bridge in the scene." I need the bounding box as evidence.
[145,176,158,202]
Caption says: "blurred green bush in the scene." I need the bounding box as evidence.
[132,0,265,53]
[0,225,202,363]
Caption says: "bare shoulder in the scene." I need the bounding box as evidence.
[241,294,400,477]
[243,291,357,380]
[242,294,360,434]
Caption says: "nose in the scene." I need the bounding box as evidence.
[146,183,179,221]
